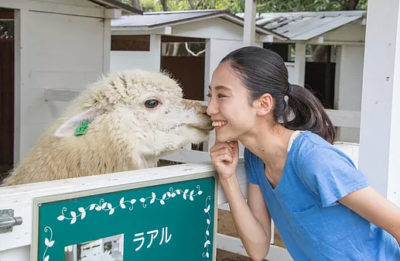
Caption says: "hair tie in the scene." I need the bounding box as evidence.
[286,83,292,96]
[283,83,291,103]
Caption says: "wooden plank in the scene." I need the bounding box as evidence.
[0,0,105,18]
[43,89,79,102]
[243,0,256,46]
[326,109,361,128]
[359,0,400,204]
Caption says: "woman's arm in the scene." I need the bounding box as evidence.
[220,178,271,261]
[339,186,400,246]
[210,141,271,260]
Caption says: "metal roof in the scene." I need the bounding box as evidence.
[254,11,366,41]
[111,9,287,40]
[89,0,142,15]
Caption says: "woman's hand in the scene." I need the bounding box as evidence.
[210,141,239,180]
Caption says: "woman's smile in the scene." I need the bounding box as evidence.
[212,120,228,130]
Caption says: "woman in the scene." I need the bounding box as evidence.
[207,46,400,261]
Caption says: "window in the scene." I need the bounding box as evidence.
[111,35,150,51]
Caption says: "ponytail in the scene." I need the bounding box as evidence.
[278,84,335,144]
[221,46,336,144]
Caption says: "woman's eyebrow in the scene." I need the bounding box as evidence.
[209,85,232,92]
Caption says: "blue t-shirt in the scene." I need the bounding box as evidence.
[245,131,400,260]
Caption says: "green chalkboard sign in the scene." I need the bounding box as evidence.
[31,172,216,261]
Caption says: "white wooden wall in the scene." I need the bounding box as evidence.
[110,34,161,73]
[0,0,112,163]
[359,0,400,205]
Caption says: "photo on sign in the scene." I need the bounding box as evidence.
[64,233,124,261]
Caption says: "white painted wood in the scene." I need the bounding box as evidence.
[359,0,400,205]
[322,20,366,43]
[216,234,293,261]
[0,246,30,261]
[13,8,25,166]
[0,1,117,165]
[161,149,211,163]
[164,25,172,35]
[293,43,305,86]
[259,34,274,43]
[103,18,111,74]
[43,89,80,102]
[110,34,161,73]
[205,38,247,91]
[0,164,217,252]
[243,0,256,46]
[17,9,107,161]
[325,109,361,128]
[334,45,364,142]
[173,18,244,41]
[104,8,122,19]
[204,38,211,102]
[285,62,295,84]
[0,0,105,18]
[334,142,359,167]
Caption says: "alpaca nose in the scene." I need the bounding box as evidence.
[182,99,207,113]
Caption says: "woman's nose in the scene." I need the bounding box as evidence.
[206,98,217,116]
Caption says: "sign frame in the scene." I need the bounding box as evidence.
[31,171,218,261]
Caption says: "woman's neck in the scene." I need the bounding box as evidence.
[240,123,294,173]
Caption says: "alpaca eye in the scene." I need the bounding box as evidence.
[144,99,160,108]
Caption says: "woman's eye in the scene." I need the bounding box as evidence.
[144,99,160,108]
[217,94,227,98]
[207,93,212,98]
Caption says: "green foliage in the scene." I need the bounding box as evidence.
[257,0,368,12]
[118,0,367,13]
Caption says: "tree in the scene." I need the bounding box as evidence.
[118,0,367,14]
[257,0,368,13]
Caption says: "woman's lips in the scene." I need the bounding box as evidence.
[212,120,228,130]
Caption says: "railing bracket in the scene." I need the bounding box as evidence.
[0,209,23,233]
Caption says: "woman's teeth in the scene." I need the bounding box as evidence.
[212,120,228,127]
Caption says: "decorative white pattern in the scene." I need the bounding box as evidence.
[202,195,212,260]
[56,186,204,223]
[42,184,212,260]
[42,226,54,261]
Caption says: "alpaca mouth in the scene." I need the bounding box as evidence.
[188,119,213,131]
[189,124,214,131]
[189,114,213,131]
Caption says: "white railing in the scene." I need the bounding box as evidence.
[0,164,216,260]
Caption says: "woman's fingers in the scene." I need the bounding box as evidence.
[211,147,234,163]
[211,151,233,164]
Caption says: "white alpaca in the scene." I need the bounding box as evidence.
[2,70,211,185]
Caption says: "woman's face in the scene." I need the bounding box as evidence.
[207,62,258,143]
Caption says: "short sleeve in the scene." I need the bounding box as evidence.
[244,148,259,185]
[297,147,369,207]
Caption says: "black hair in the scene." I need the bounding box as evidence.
[220,46,335,144]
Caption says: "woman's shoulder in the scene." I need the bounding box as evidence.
[293,131,356,168]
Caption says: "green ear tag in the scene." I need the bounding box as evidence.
[74,120,89,136]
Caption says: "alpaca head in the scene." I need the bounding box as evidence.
[53,70,212,162]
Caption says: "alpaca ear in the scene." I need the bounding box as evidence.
[54,108,106,137]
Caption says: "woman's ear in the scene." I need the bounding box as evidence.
[255,93,273,116]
